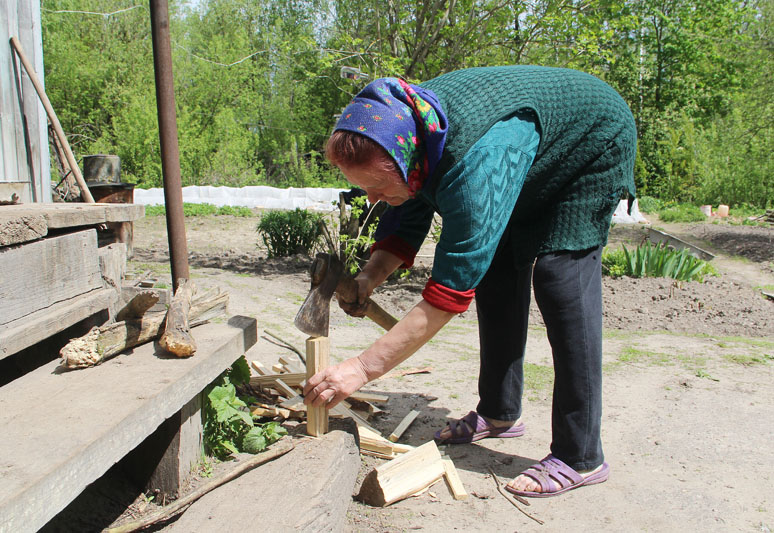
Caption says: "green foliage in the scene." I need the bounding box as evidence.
[657,204,706,223]
[257,208,323,258]
[620,242,716,282]
[339,196,378,275]
[203,356,287,459]
[601,247,628,278]
[637,196,663,213]
[142,203,257,217]
[41,0,771,204]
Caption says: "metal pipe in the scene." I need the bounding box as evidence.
[149,0,189,290]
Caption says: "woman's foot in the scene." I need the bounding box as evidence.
[505,455,610,497]
[434,411,524,444]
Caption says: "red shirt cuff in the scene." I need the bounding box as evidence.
[422,278,475,313]
[371,235,418,268]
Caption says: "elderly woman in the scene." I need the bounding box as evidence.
[303,65,636,498]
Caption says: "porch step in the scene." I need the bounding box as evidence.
[0,316,257,533]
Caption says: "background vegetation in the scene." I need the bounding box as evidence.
[42,0,772,208]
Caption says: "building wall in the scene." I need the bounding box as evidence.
[1,0,51,203]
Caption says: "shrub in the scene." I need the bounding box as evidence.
[217,205,255,217]
[257,208,324,258]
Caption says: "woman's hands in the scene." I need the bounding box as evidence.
[336,271,377,317]
[303,357,369,408]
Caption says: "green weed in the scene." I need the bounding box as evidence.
[203,356,287,458]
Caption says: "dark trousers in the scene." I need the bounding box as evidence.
[475,244,604,472]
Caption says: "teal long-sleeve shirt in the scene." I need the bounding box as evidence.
[373,112,540,311]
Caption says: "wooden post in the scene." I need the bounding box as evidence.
[305,336,329,436]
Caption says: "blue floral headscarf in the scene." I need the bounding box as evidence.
[334,78,448,196]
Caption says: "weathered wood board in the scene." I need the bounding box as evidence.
[0,315,257,533]
[0,204,144,246]
[0,229,102,327]
[0,287,115,361]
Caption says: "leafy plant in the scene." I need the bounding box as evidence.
[339,195,380,275]
[257,208,324,258]
[619,242,716,282]
[602,247,628,278]
[203,357,287,458]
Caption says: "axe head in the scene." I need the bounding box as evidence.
[294,253,345,337]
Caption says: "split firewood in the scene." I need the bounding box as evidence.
[115,290,160,322]
[251,361,268,375]
[60,288,228,369]
[349,391,389,403]
[357,441,445,506]
[250,372,305,389]
[443,458,468,500]
[159,279,196,357]
[357,426,414,458]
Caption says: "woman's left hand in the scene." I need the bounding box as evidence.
[303,357,369,409]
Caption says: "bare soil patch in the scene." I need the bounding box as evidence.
[126,215,773,532]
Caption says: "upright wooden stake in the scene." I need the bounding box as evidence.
[305,336,329,436]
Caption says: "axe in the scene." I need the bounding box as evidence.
[294,253,399,337]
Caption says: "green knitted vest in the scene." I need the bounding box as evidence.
[421,65,637,263]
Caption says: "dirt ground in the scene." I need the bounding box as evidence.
[129,213,774,532]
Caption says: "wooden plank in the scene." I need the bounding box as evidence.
[250,360,269,375]
[442,458,468,500]
[0,316,257,533]
[357,441,445,507]
[0,229,102,327]
[0,211,47,246]
[389,410,420,443]
[0,5,21,189]
[305,336,329,437]
[349,391,389,404]
[249,372,305,388]
[0,288,115,361]
[0,204,144,229]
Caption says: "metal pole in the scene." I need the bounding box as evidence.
[149,0,188,290]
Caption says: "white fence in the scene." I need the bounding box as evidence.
[133,185,647,223]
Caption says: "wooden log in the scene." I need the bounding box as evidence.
[388,410,420,443]
[59,289,228,369]
[115,290,160,322]
[442,458,468,500]
[159,279,196,357]
[357,441,445,507]
[305,336,329,437]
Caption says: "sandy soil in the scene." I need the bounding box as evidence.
[129,214,774,532]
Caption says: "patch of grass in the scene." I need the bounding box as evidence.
[657,203,706,223]
[723,354,768,366]
[695,369,719,381]
[143,203,257,217]
[524,363,554,398]
[618,347,673,366]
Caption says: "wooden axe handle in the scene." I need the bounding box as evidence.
[337,276,399,331]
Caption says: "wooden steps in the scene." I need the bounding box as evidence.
[0,316,257,533]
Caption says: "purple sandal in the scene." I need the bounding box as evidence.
[505,455,610,498]
[434,411,525,444]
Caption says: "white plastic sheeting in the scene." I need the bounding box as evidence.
[133,185,347,212]
[133,185,648,224]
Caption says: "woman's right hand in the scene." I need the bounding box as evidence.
[337,272,376,317]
